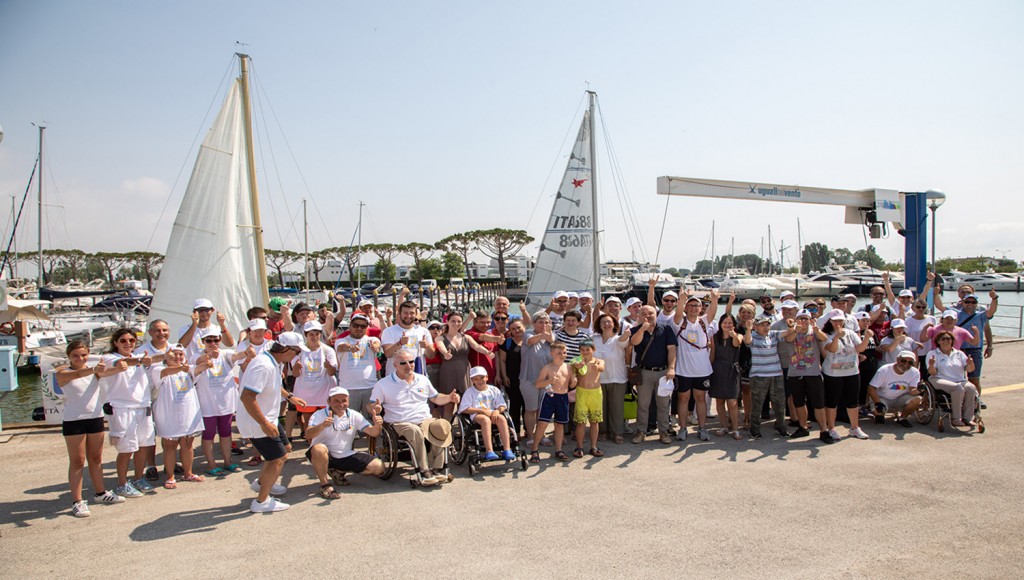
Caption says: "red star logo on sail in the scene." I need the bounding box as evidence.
[572,178,588,188]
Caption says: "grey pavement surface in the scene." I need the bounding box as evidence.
[2,342,1023,578]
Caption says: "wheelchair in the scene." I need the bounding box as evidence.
[448,411,529,475]
[915,380,985,434]
[369,422,453,488]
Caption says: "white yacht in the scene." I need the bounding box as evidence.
[945,270,1022,292]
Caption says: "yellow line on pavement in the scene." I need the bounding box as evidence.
[985,384,1024,395]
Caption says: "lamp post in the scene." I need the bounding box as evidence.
[926,190,947,312]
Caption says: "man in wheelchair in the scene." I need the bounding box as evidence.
[369,351,461,487]
[458,366,516,461]
[868,351,923,428]
[304,387,385,499]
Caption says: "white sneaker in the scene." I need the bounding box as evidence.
[687,414,698,426]
[828,428,841,441]
[250,479,287,495]
[72,500,90,518]
[94,490,125,504]
[849,427,869,440]
[250,497,290,513]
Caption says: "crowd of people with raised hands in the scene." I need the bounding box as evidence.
[54,275,998,517]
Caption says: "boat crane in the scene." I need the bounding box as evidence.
[656,176,940,293]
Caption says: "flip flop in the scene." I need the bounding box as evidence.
[163,479,177,489]
[205,467,227,477]
[180,473,205,483]
[529,451,540,464]
[225,464,243,473]
[246,456,262,467]
[572,448,584,458]
[555,451,570,462]
[589,447,604,457]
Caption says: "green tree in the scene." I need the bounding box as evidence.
[411,257,443,281]
[853,245,886,269]
[471,228,533,282]
[440,252,463,280]
[125,251,163,290]
[692,260,714,275]
[435,233,478,281]
[374,258,397,283]
[833,247,853,265]
[801,242,832,274]
[401,242,435,283]
[365,243,401,284]
[92,252,129,287]
[265,249,299,287]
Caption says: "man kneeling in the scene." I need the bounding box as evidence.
[868,351,924,428]
[306,387,384,499]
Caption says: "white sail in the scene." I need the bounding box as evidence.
[148,78,266,333]
[525,108,597,306]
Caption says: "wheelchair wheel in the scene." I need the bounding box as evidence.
[372,423,400,480]
[520,453,529,471]
[977,417,986,434]
[449,416,469,465]
[467,460,476,476]
[914,383,934,425]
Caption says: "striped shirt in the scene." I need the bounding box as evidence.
[555,328,591,359]
[749,330,785,377]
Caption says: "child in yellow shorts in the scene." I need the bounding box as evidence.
[572,339,606,457]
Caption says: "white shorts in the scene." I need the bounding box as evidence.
[108,407,156,453]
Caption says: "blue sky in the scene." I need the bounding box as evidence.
[1,0,1021,274]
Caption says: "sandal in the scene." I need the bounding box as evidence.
[319,484,341,500]
[205,467,227,477]
[246,456,262,467]
[714,428,729,436]
[555,451,570,462]
[732,431,743,441]
[180,473,205,483]
[163,479,177,489]
[529,451,540,463]
[572,448,584,458]
[613,435,624,444]
[224,463,243,473]
[589,447,604,457]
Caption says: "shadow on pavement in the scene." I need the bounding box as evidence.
[129,501,251,541]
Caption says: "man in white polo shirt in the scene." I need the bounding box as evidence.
[305,387,385,499]
[237,332,307,513]
[369,350,461,486]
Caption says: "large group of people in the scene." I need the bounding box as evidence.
[55,277,998,517]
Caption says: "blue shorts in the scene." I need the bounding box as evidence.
[538,392,570,425]
[964,348,983,379]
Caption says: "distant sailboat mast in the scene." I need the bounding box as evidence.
[587,91,600,298]
[36,125,44,296]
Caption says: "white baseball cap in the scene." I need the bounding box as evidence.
[781,300,800,310]
[662,291,679,300]
[898,289,914,298]
[553,290,569,300]
[625,297,642,307]
[328,386,350,398]
[855,311,871,320]
[199,327,221,339]
[248,318,267,331]
[469,366,488,379]
[579,292,593,300]
[357,299,374,308]
[827,308,846,321]
[891,318,907,329]
[605,296,621,304]
[168,343,186,352]
[303,321,323,333]
[779,290,796,299]
[567,291,579,299]
[941,310,958,320]
[193,298,214,310]
[275,331,309,351]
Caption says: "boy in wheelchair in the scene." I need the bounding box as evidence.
[458,367,516,461]
[867,351,924,428]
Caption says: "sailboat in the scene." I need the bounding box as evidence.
[148,53,270,333]
[525,92,601,306]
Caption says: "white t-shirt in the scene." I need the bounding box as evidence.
[178,322,216,361]
[235,337,271,358]
[236,351,283,439]
[668,316,713,377]
[869,364,921,400]
[458,385,507,419]
[293,344,338,408]
[369,372,437,424]
[335,335,381,390]
[150,366,203,438]
[101,354,151,409]
[879,336,921,365]
[822,330,862,377]
[60,373,105,422]
[381,324,431,374]
[135,342,170,359]
[904,315,936,356]
[926,349,969,383]
[308,407,371,458]
[593,333,628,384]
[191,350,239,417]
[817,313,858,332]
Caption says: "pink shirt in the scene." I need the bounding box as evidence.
[926,325,974,350]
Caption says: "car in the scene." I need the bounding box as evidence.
[450,278,465,290]
[421,279,438,292]
[359,282,378,294]
[409,283,421,293]
[390,283,406,294]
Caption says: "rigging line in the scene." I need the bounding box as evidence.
[524,93,587,235]
[596,99,647,260]
[250,67,292,249]
[40,138,72,247]
[251,67,335,249]
[144,55,236,253]
[654,194,671,265]
[595,101,641,261]
[0,159,38,276]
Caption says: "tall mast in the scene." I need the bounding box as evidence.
[797,218,803,274]
[587,91,600,298]
[303,198,309,296]
[237,53,270,307]
[11,196,17,279]
[36,125,44,294]
[711,220,716,274]
[356,201,363,287]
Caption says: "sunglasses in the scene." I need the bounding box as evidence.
[913,305,926,309]
[204,337,221,343]
[805,307,818,312]
[493,316,508,321]
[963,301,978,305]
[196,308,213,313]
[396,360,414,367]
[350,323,368,329]
[117,337,137,344]
[662,299,677,303]
[256,315,268,320]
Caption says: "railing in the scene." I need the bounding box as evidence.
[990,304,1023,339]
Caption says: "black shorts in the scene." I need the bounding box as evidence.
[787,375,825,410]
[824,374,861,409]
[251,423,288,461]
[62,416,105,437]
[305,449,374,473]
[674,375,712,393]
[284,376,297,411]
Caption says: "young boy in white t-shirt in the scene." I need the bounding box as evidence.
[458,366,515,462]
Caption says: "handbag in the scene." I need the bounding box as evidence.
[628,332,655,387]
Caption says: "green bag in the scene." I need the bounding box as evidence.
[623,392,638,421]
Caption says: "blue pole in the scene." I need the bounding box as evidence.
[903,192,928,294]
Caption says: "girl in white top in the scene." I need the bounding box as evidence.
[56,341,125,517]
[191,328,251,476]
[152,345,205,488]
[879,320,922,365]
[292,321,338,435]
